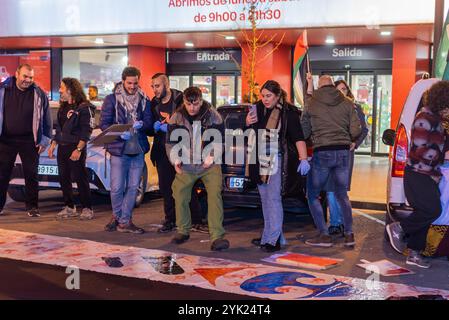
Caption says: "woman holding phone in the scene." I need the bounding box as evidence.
[245,80,309,252]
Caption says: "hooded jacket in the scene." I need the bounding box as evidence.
[54,101,96,145]
[0,77,52,147]
[99,83,153,157]
[165,101,224,175]
[301,85,362,150]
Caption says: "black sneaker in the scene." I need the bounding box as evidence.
[260,237,281,253]
[158,221,176,233]
[211,238,230,251]
[251,238,262,246]
[104,218,119,232]
[117,222,145,234]
[191,223,209,234]
[329,225,344,238]
[27,209,41,218]
[172,233,190,244]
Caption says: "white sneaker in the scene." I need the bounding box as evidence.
[0,209,5,216]
[56,206,78,219]
[80,208,94,220]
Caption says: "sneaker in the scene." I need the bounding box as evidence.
[406,250,431,269]
[0,209,5,216]
[27,208,41,218]
[329,225,345,238]
[344,233,356,248]
[158,221,176,233]
[251,238,262,246]
[305,234,333,248]
[80,208,94,220]
[191,223,209,234]
[117,222,145,234]
[211,238,230,251]
[171,233,190,244]
[104,218,119,232]
[386,222,407,254]
[261,238,281,253]
[55,206,77,219]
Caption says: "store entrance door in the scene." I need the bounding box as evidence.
[170,73,241,107]
[313,70,392,156]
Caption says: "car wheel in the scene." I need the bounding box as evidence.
[134,165,148,208]
[7,185,26,202]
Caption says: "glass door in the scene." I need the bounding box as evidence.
[169,75,190,92]
[215,75,236,107]
[375,75,393,154]
[351,74,375,154]
[193,75,213,104]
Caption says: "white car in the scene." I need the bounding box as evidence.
[8,102,159,207]
[382,78,440,226]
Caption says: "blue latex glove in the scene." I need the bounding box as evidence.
[153,121,162,133]
[120,131,132,141]
[297,160,311,176]
[133,121,143,130]
[160,124,168,133]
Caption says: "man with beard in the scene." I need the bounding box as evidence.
[150,73,208,234]
[100,66,153,234]
[0,64,52,217]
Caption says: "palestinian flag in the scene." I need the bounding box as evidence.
[293,30,310,108]
[435,10,449,79]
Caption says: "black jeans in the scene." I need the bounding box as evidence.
[156,154,203,224]
[57,144,92,209]
[402,167,442,251]
[0,138,39,210]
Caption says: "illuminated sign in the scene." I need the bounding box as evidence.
[0,0,437,37]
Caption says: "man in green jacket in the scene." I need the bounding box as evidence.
[301,74,361,248]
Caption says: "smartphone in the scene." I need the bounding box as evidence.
[249,104,258,122]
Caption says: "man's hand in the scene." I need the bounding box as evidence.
[202,155,215,170]
[153,121,162,133]
[120,131,132,141]
[70,149,81,162]
[306,72,313,83]
[36,144,46,155]
[350,143,356,151]
[48,145,56,159]
[174,161,183,175]
[160,124,168,133]
[133,120,144,130]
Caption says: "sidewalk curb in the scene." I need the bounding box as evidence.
[351,201,386,211]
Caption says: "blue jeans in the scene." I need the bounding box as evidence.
[257,156,286,246]
[110,154,144,225]
[327,192,343,227]
[307,150,353,235]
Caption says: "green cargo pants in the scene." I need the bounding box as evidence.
[172,166,225,241]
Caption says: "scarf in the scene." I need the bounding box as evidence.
[246,103,283,184]
[115,82,141,122]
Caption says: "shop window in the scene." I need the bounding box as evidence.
[62,48,128,100]
[0,50,51,98]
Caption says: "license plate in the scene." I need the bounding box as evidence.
[38,165,59,176]
[229,177,244,189]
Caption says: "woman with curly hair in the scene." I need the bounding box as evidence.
[48,78,96,221]
[386,81,449,269]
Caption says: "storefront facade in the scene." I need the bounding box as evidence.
[0,0,442,155]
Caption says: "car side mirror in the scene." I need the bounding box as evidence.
[382,129,396,146]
